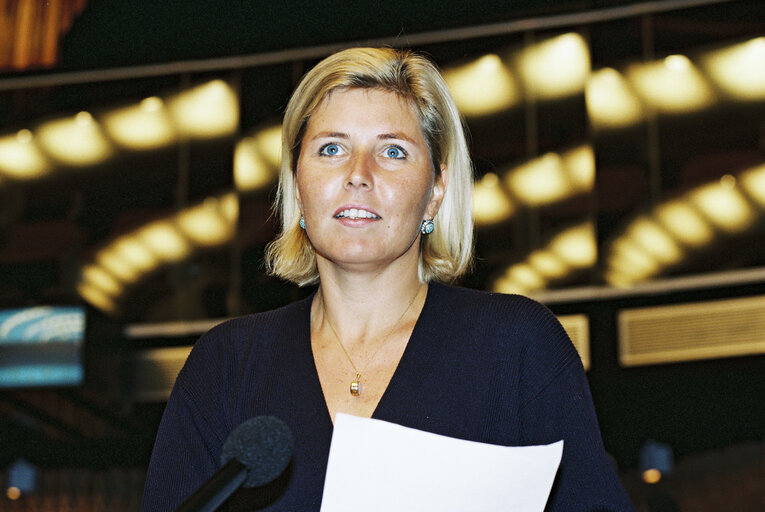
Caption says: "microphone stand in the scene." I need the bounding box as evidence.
[174,459,247,512]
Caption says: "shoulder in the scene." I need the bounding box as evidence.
[196,295,311,352]
[175,295,313,391]
[429,283,580,378]
[429,283,566,337]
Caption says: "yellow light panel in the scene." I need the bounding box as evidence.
[253,124,283,168]
[77,282,117,313]
[168,80,239,138]
[102,96,176,150]
[113,237,158,274]
[234,137,275,192]
[472,173,515,225]
[607,239,659,282]
[586,67,644,129]
[492,276,528,295]
[0,130,51,179]
[655,200,714,247]
[219,192,239,222]
[506,153,570,206]
[740,163,765,207]
[604,269,636,288]
[506,263,546,290]
[702,37,765,101]
[80,264,123,296]
[627,217,683,265]
[627,55,715,113]
[95,247,140,283]
[137,220,192,262]
[443,54,519,116]
[36,111,113,166]
[549,223,597,268]
[562,145,595,192]
[518,33,590,99]
[691,183,755,233]
[528,249,568,279]
[176,196,237,247]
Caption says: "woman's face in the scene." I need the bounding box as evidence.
[296,87,446,275]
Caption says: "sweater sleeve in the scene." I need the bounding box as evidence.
[517,301,635,511]
[140,325,238,512]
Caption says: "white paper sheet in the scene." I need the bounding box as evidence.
[320,413,563,512]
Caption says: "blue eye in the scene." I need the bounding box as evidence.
[319,143,342,156]
[384,146,406,159]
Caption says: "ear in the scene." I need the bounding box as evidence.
[293,158,304,213]
[295,180,303,212]
[425,163,448,219]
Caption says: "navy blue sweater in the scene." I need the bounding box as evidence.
[142,283,634,511]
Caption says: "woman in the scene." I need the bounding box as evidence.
[142,48,634,511]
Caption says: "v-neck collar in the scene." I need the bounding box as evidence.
[303,283,438,427]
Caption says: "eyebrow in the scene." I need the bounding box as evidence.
[309,131,350,140]
[308,131,416,144]
[377,132,416,144]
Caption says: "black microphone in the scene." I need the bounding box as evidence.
[174,416,294,512]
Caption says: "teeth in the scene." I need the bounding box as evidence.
[335,208,380,220]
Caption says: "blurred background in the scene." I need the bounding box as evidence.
[0,0,763,510]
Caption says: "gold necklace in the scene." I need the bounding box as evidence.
[321,284,422,397]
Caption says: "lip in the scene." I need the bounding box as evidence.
[332,205,381,219]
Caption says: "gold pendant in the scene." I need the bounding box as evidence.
[350,373,361,396]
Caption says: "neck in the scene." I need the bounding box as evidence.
[314,266,424,345]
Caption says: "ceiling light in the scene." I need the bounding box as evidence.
[499,263,546,293]
[492,276,528,295]
[627,217,684,265]
[518,33,590,99]
[176,195,237,247]
[76,282,117,313]
[141,96,163,112]
[562,145,595,192]
[655,200,714,247]
[627,56,715,113]
[36,111,113,166]
[586,68,644,129]
[112,237,158,274]
[549,223,597,268]
[102,97,176,150]
[506,153,570,206]
[95,247,140,283]
[234,137,275,192]
[690,183,755,233]
[472,172,515,225]
[219,192,239,222]
[168,80,239,138]
[443,54,519,116]
[137,220,191,262]
[528,249,568,279]
[607,239,659,283]
[253,124,283,168]
[604,269,637,288]
[0,130,51,179]
[740,163,765,207]
[80,264,123,296]
[702,37,765,101]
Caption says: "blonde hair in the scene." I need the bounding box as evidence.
[265,47,473,286]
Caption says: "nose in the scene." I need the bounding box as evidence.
[344,153,374,190]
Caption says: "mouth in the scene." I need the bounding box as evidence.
[333,208,381,220]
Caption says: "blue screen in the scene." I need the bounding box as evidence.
[0,306,85,388]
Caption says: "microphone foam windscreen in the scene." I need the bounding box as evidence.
[220,416,294,487]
